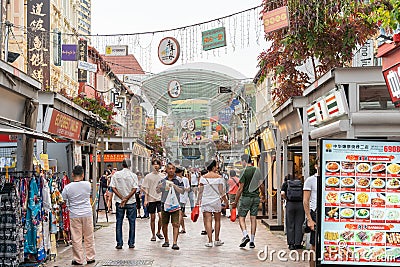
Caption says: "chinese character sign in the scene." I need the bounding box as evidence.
[202,27,227,51]
[27,0,50,90]
[78,39,88,82]
[158,37,180,65]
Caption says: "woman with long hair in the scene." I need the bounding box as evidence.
[196,160,229,247]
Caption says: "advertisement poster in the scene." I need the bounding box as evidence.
[319,139,400,266]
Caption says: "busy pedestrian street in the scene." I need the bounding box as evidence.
[45,211,308,267]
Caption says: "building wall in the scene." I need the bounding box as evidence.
[78,0,91,35]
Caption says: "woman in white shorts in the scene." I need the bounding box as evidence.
[197,160,229,247]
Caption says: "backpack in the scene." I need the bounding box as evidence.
[286,179,303,201]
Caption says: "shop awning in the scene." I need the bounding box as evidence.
[0,123,57,143]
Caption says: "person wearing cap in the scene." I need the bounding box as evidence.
[109,158,139,249]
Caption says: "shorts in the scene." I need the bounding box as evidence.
[238,196,260,217]
[108,187,113,193]
[180,202,186,213]
[161,210,180,225]
[148,201,162,214]
[310,210,317,246]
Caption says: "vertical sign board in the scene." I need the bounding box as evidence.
[78,39,88,82]
[382,63,400,107]
[27,0,50,90]
[318,139,400,266]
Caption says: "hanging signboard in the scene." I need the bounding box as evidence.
[78,60,97,72]
[78,39,88,82]
[202,27,227,51]
[158,37,180,65]
[262,6,289,34]
[61,44,77,61]
[27,0,51,90]
[382,63,400,107]
[318,138,400,266]
[353,40,375,67]
[43,108,82,140]
[90,154,130,163]
[168,80,182,98]
[132,106,143,131]
[105,45,128,56]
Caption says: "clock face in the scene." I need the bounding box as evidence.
[187,119,195,131]
[168,80,181,98]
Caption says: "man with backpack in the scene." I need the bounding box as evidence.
[281,174,305,250]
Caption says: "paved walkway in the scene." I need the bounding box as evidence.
[45,211,309,267]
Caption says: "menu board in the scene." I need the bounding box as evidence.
[319,139,400,266]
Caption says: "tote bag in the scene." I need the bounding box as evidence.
[164,186,180,212]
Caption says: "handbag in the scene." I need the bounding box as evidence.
[191,205,200,222]
[164,187,180,212]
[230,208,237,222]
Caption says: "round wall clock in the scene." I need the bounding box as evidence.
[168,80,181,98]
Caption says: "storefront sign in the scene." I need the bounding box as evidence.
[105,45,128,56]
[61,44,77,61]
[202,27,227,51]
[261,130,275,151]
[383,63,400,107]
[146,118,155,130]
[306,87,348,126]
[158,37,180,65]
[27,0,50,90]
[40,153,49,170]
[319,139,400,266]
[249,140,260,157]
[43,108,82,140]
[90,154,130,163]
[78,60,97,72]
[353,39,374,67]
[132,106,143,131]
[263,6,289,34]
[167,80,182,98]
[78,39,88,82]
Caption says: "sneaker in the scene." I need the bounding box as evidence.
[171,244,180,250]
[289,244,296,250]
[249,242,255,248]
[115,245,122,250]
[205,242,213,247]
[295,245,303,249]
[214,240,224,246]
[71,260,83,265]
[87,259,95,264]
[129,245,135,248]
[239,235,250,247]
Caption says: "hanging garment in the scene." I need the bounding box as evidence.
[24,177,41,255]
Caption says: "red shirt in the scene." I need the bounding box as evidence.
[228,176,240,194]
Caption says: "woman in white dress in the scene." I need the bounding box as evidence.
[196,160,229,247]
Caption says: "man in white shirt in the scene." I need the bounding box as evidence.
[142,159,164,241]
[303,161,319,267]
[62,165,95,266]
[109,158,138,249]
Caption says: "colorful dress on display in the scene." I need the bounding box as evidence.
[24,177,41,255]
[61,174,70,235]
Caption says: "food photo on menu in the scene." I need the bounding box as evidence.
[371,163,387,173]
[356,177,371,188]
[326,176,340,187]
[356,162,371,173]
[371,192,386,206]
[326,161,340,173]
[387,163,400,175]
[325,207,339,220]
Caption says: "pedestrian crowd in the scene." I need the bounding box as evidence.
[61,154,271,265]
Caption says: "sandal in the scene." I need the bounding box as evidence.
[150,237,156,241]
[156,233,164,240]
[162,242,169,247]
[179,230,186,234]
[172,244,180,250]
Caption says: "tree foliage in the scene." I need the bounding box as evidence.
[145,128,164,155]
[258,0,378,104]
[362,0,400,32]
